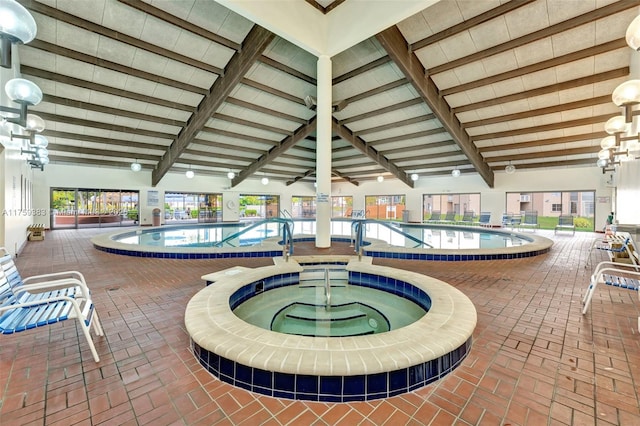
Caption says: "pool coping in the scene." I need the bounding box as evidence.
[91,224,553,261]
[186,256,477,377]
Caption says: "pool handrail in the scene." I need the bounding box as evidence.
[214,218,294,255]
[353,219,433,252]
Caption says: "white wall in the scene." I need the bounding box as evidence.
[2,158,623,257]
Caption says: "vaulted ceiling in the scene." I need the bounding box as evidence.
[13,0,640,188]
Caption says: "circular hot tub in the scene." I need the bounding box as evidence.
[186,256,477,402]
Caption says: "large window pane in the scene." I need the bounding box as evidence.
[505,191,594,231]
[364,195,406,221]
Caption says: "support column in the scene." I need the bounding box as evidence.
[315,55,332,247]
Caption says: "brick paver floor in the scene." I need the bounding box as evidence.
[1,228,639,425]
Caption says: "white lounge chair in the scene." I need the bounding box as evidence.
[582,260,640,331]
[555,215,575,235]
[0,249,104,362]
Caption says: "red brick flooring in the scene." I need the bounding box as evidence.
[1,228,639,425]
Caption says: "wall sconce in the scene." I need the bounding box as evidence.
[598,12,640,171]
[0,78,43,127]
[0,0,37,69]
[9,113,48,170]
[131,160,142,172]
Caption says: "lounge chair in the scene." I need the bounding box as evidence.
[440,211,456,224]
[582,260,640,331]
[555,215,575,235]
[518,210,539,232]
[586,235,636,268]
[458,210,475,226]
[426,210,441,223]
[477,212,491,227]
[0,249,104,362]
[501,212,521,229]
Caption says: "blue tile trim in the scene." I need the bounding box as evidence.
[191,336,472,401]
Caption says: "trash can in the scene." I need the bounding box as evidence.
[402,210,410,223]
[152,208,161,226]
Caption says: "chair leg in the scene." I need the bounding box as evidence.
[78,315,100,362]
[582,278,598,314]
[92,310,104,336]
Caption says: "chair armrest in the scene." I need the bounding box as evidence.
[17,277,91,298]
[591,260,640,279]
[22,270,87,286]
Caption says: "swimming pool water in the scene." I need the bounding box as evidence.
[113,220,531,249]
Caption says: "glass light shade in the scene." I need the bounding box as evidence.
[596,158,609,168]
[185,170,195,179]
[505,164,516,174]
[261,177,269,185]
[39,156,49,165]
[25,114,45,132]
[411,173,419,181]
[612,79,640,107]
[604,115,627,134]
[598,149,611,160]
[377,175,384,182]
[33,134,48,147]
[626,14,640,51]
[227,171,235,179]
[131,162,142,172]
[600,136,616,150]
[451,168,461,177]
[35,147,47,158]
[0,0,37,44]
[5,78,42,105]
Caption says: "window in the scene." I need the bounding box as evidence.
[364,195,406,220]
[421,193,480,222]
[239,194,279,219]
[165,192,222,223]
[332,196,353,218]
[291,196,316,218]
[51,188,139,229]
[505,190,595,231]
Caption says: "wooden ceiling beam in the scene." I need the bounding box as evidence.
[231,117,317,187]
[442,39,628,96]
[411,0,535,51]
[464,96,612,128]
[366,128,446,146]
[453,68,628,113]
[43,130,169,152]
[213,113,292,136]
[331,170,359,186]
[35,112,176,139]
[472,114,613,141]
[478,132,606,153]
[23,66,195,112]
[199,127,279,146]
[343,79,408,105]
[47,144,160,161]
[376,25,494,187]
[333,55,392,85]
[286,169,316,186]
[26,40,209,95]
[490,158,596,170]
[355,114,436,136]
[427,1,638,75]
[153,25,276,185]
[116,0,241,51]
[338,98,423,125]
[41,94,187,127]
[380,140,456,155]
[486,146,596,162]
[19,0,224,75]
[332,118,414,187]
[226,98,309,124]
